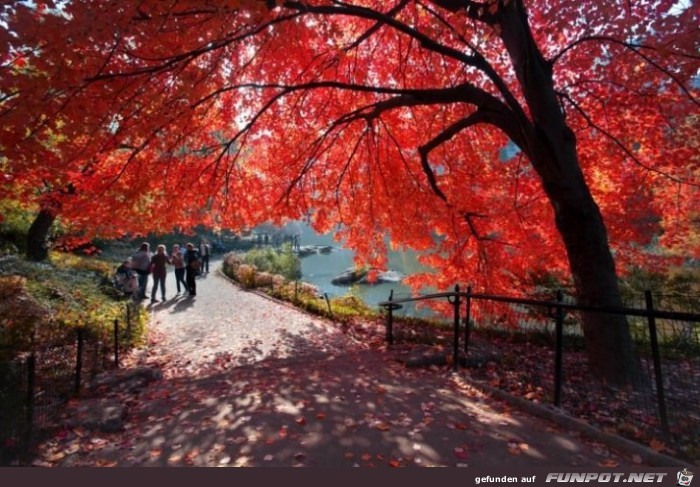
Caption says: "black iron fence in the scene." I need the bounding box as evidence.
[379,286,700,460]
[0,300,142,465]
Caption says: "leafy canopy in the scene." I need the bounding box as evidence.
[0,0,698,292]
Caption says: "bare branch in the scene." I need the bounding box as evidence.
[85,12,302,82]
[427,0,499,24]
[343,0,411,52]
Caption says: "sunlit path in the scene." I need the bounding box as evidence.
[145,257,362,377]
[31,258,657,468]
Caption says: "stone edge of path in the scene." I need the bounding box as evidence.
[461,376,695,468]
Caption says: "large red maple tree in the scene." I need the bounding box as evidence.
[1,1,698,385]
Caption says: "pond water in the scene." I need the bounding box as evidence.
[295,222,439,318]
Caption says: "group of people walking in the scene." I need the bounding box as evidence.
[115,241,211,303]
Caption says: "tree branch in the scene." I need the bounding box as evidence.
[427,0,499,24]
[343,0,411,52]
[562,92,699,188]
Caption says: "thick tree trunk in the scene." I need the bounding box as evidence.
[547,159,643,388]
[26,208,56,261]
[496,2,642,387]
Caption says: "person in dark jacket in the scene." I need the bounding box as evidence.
[184,243,200,296]
[150,244,171,303]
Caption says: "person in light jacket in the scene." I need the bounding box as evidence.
[200,241,210,274]
[131,242,152,299]
[171,244,188,294]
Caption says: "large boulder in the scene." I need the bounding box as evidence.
[296,245,334,257]
[331,268,368,285]
[331,268,405,286]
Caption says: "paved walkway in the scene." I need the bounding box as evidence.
[34,259,666,467]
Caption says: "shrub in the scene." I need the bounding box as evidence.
[0,200,33,255]
[0,275,50,356]
[241,244,301,280]
[0,253,148,359]
[235,264,257,288]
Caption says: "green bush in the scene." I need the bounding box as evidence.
[0,201,34,255]
[0,253,147,360]
[241,244,301,280]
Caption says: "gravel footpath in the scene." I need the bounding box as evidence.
[144,257,363,376]
[31,257,680,468]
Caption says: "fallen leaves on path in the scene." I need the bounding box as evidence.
[27,277,644,468]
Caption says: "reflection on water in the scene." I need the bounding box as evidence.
[296,223,438,318]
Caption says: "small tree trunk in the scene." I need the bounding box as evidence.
[26,208,56,261]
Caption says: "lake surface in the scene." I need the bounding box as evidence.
[295,222,438,318]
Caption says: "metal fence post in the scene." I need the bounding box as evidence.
[386,289,395,346]
[554,291,564,407]
[448,284,461,372]
[323,292,333,317]
[126,302,133,343]
[645,290,670,438]
[25,352,36,450]
[75,327,84,396]
[464,285,472,356]
[113,319,120,368]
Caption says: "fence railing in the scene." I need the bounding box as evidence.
[0,300,142,465]
[379,286,700,458]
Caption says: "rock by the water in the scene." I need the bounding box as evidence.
[375,270,403,283]
[331,268,405,286]
[331,268,368,285]
[296,245,334,257]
